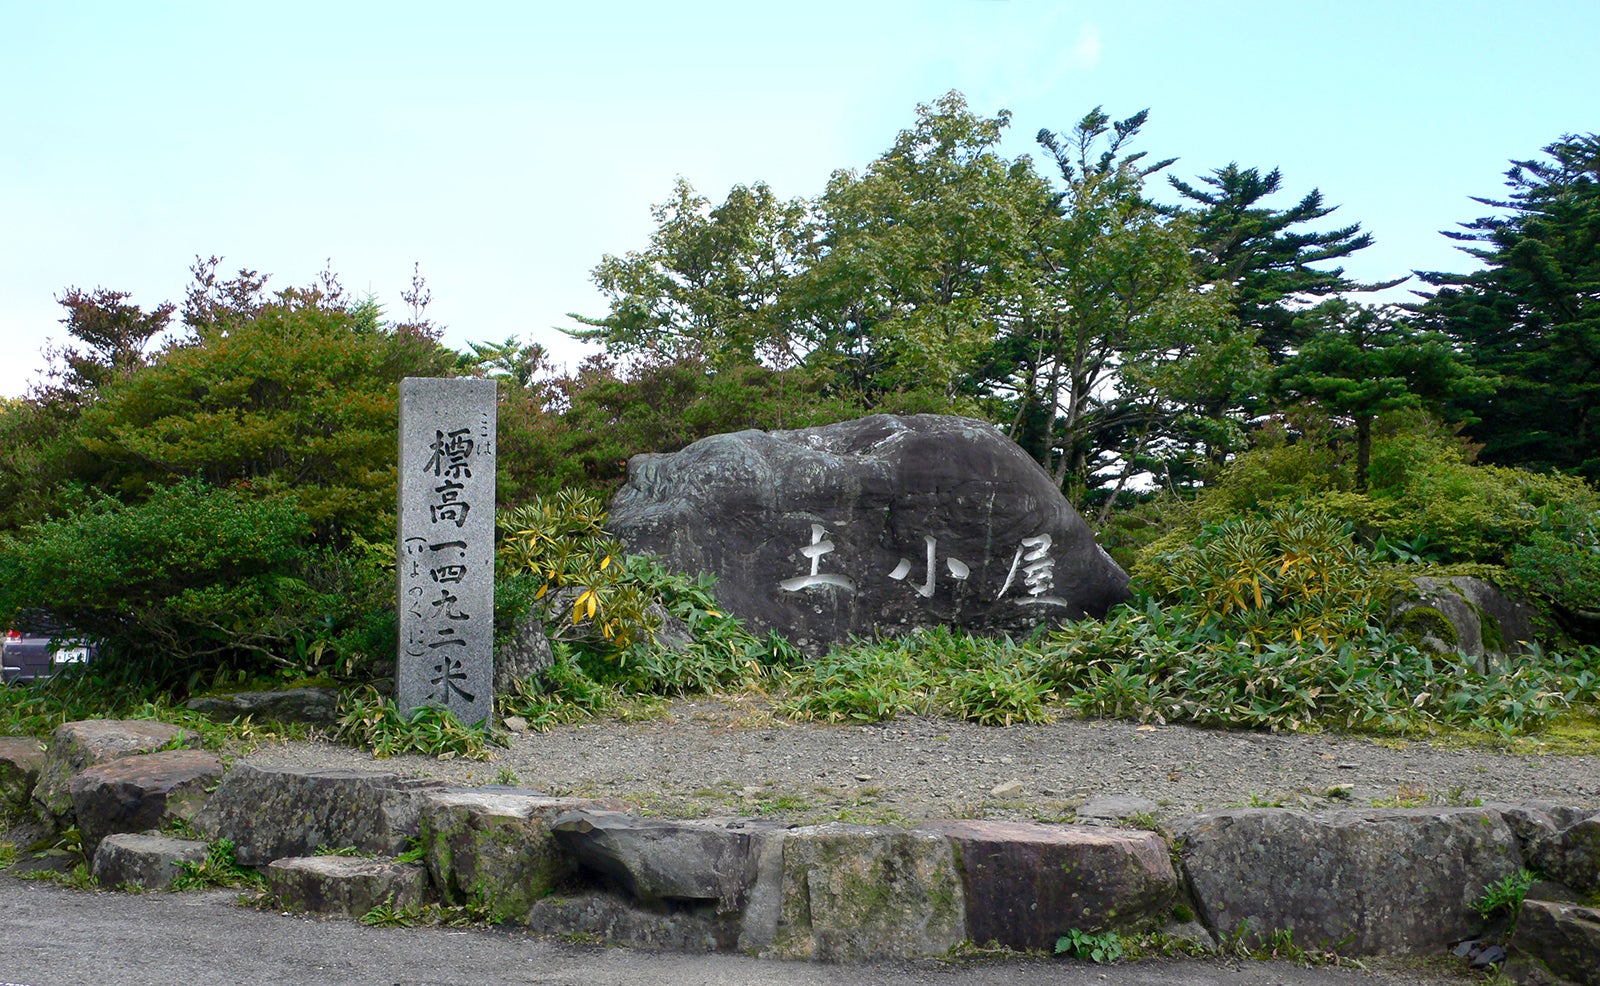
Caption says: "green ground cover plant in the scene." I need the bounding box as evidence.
[1473,869,1534,920]
[777,629,1056,726]
[472,487,1600,747]
[0,668,299,749]
[333,686,503,760]
[169,838,265,892]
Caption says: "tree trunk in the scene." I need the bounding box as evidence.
[1356,415,1373,492]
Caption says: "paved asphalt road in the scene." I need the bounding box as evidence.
[0,875,1480,986]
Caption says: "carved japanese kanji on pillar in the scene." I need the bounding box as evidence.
[397,377,497,723]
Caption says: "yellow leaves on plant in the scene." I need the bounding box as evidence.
[600,554,612,571]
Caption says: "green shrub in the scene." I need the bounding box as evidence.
[943,661,1055,726]
[1138,421,1600,579]
[68,297,453,544]
[497,489,660,652]
[1473,869,1533,920]
[779,641,938,722]
[1138,505,1379,647]
[0,479,376,687]
[1056,928,1125,963]
[1510,503,1600,616]
[169,838,264,892]
[497,491,797,700]
[495,645,627,730]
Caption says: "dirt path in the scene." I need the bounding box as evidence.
[245,697,1600,826]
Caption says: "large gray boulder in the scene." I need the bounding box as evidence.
[90,832,210,891]
[525,891,743,954]
[1545,813,1600,893]
[1172,807,1524,955]
[1390,576,1544,670]
[184,688,341,726]
[265,855,429,918]
[608,414,1131,651]
[493,607,554,695]
[194,764,447,865]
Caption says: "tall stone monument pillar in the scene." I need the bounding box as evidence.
[397,377,497,724]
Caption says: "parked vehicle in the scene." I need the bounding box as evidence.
[1,629,95,684]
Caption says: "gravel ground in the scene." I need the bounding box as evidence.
[245,696,1600,826]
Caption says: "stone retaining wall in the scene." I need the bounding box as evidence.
[4,721,1597,982]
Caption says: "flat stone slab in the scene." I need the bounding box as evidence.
[766,822,965,962]
[70,749,222,857]
[420,790,621,922]
[184,688,341,726]
[1075,795,1159,824]
[195,763,447,865]
[265,855,429,918]
[1509,899,1600,986]
[32,720,189,827]
[926,819,1179,949]
[1173,807,1524,955]
[91,832,209,891]
[0,736,45,818]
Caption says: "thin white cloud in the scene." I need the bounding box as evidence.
[1071,23,1102,69]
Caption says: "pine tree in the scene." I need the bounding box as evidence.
[1277,300,1489,488]
[1415,134,1600,480]
[1168,164,1397,361]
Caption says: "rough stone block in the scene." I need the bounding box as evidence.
[1549,814,1600,893]
[1508,900,1600,986]
[419,790,618,921]
[195,763,447,865]
[0,735,44,819]
[1172,807,1524,955]
[69,749,222,856]
[525,891,740,953]
[91,832,209,891]
[31,719,189,828]
[551,810,785,913]
[766,822,965,962]
[926,819,1179,949]
[265,855,429,918]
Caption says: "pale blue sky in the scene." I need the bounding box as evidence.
[2,1,1594,396]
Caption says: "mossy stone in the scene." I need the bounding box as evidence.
[769,823,964,962]
[1391,605,1459,648]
